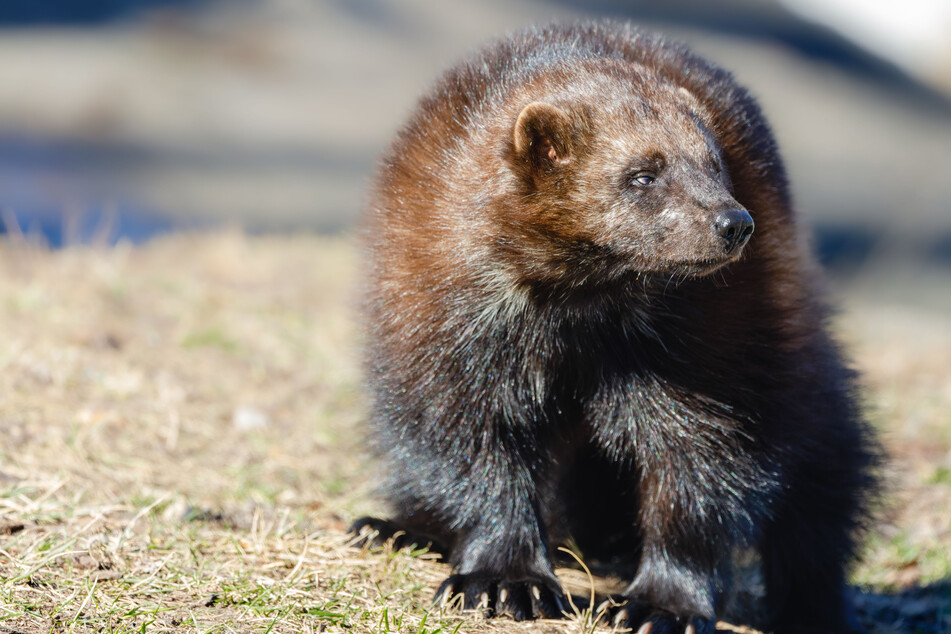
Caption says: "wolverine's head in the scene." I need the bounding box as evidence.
[502,66,754,282]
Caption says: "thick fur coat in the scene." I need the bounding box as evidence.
[354,22,877,634]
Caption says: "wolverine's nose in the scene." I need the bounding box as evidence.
[714,209,754,253]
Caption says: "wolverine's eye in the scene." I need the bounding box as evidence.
[632,172,655,186]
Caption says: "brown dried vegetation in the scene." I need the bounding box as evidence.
[0,232,948,632]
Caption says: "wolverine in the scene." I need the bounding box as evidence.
[352,22,877,634]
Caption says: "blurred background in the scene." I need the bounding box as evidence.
[1,0,949,310]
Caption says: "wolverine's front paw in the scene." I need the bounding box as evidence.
[348,516,446,555]
[604,599,715,634]
[434,572,567,621]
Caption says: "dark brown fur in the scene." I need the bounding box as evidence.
[353,22,877,633]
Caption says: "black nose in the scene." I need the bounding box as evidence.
[714,209,754,253]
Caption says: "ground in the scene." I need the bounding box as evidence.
[0,232,949,633]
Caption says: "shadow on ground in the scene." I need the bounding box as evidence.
[853,580,951,633]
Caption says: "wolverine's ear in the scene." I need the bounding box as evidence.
[512,102,574,168]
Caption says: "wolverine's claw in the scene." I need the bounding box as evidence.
[614,609,629,626]
[438,584,454,605]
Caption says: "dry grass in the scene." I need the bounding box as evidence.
[0,232,948,633]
